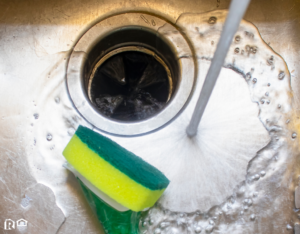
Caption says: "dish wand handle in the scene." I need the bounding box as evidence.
[186,0,251,137]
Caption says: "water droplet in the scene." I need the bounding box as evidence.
[266,119,269,123]
[154,228,161,234]
[142,221,147,227]
[235,35,241,43]
[149,219,154,225]
[211,41,214,45]
[278,104,281,109]
[55,97,60,104]
[251,67,255,72]
[292,132,297,139]
[209,220,215,225]
[251,46,257,54]
[33,113,39,119]
[240,211,244,215]
[244,31,254,39]
[266,100,270,105]
[253,192,258,198]
[194,226,202,233]
[260,99,265,104]
[247,199,253,206]
[208,16,217,24]
[278,71,285,80]
[205,224,214,233]
[46,134,53,141]
[234,47,240,53]
[160,222,169,228]
[267,56,274,66]
[265,92,269,96]
[245,45,250,52]
[286,224,292,230]
[267,83,271,86]
[246,72,251,80]
[252,78,257,83]
[250,214,256,221]
[244,206,249,211]
[260,171,266,177]
[254,174,260,180]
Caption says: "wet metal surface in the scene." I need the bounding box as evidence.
[0,0,300,234]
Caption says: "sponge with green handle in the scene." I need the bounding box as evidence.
[63,125,170,212]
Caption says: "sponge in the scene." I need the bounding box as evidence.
[63,125,170,212]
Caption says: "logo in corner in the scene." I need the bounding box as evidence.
[4,219,28,230]
[17,219,28,227]
[4,219,15,230]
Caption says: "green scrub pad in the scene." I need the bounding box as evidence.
[63,125,170,211]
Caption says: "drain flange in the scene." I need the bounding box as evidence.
[67,13,195,135]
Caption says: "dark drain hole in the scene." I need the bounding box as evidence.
[90,51,170,121]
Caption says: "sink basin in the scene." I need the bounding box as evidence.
[0,0,299,233]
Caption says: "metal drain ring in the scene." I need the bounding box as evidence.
[67,13,195,136]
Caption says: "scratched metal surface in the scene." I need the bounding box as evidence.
[0,0,300,234]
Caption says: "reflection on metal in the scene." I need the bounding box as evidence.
[0,146,65,233]
[0,0,300,234]
[23,184,66,233]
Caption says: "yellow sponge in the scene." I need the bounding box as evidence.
[63,126,170,212]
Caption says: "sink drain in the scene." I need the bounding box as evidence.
[67,13,195,135]
[89,46,172,121]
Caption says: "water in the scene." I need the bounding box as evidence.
[137,10,298,234]
[46,133,52,141]
[26,10,299,234]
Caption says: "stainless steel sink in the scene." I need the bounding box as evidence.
[0,0,299,233]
